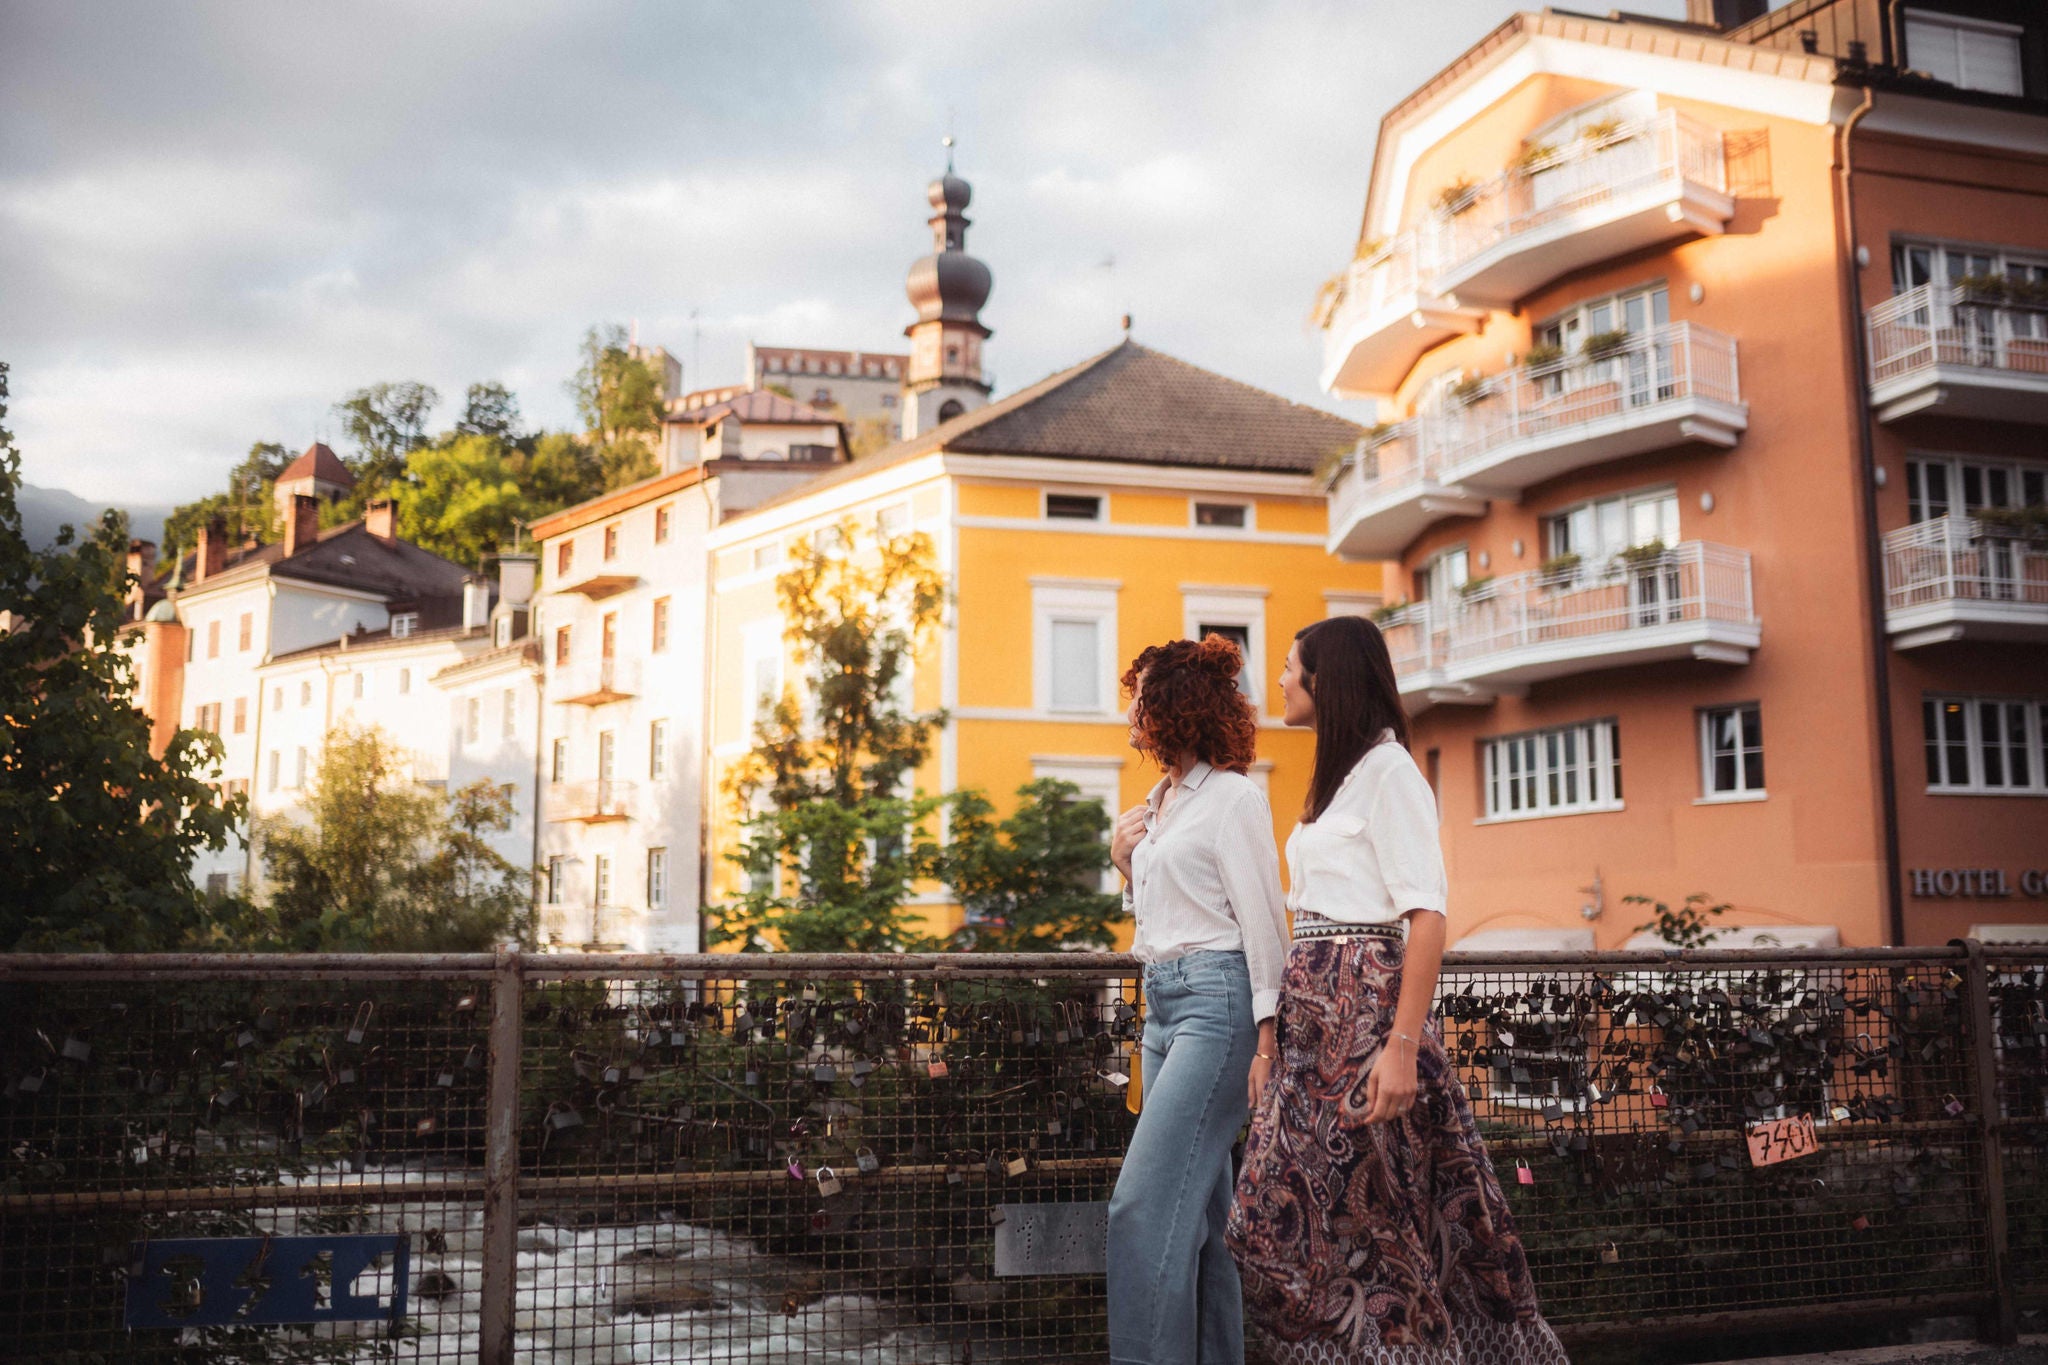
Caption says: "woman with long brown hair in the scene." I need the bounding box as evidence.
[1106,634,1290,1365]
[1226,615,1566,1364]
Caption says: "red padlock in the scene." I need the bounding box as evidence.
[1850,1214,1870,1232]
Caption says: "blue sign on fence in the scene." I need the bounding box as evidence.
[124,1234,410,1330]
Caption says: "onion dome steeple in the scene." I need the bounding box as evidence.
[901,137,994,438]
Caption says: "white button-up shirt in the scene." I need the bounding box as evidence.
[1286,734,1448,926]
[1123,761,1290,1022]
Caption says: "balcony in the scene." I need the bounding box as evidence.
[1318,236,1485,399]
[1882,517,2048,649]
[1866,284,2048,424]
[546,779,637,824]
[553,657,640,706]
[1325,421,1486,561]
[554,571,640,600]
[1318,110,1732,400]
[1382,541,1760,711]
[1324,325,1745,561]
[1426,111,1733,308]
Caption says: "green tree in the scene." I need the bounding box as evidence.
[0,362,246,950]
[456,380,523,440]
[162,439,291,551]
[713,519,951,952]
[394,433,537,569]
[250,724,531,951]
[942,780,1121,951]
[568,324,663,489]
[1626,892,1730,949]
[333,379,439,496]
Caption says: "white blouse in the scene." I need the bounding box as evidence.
[1285,734,1448,926]
[1123,761,1290,1022]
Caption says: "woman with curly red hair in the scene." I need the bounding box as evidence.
[1105,633,1289,1365]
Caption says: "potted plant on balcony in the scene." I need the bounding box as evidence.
[1449,375,1491,408]
[1354,235,1389,263]
[1456,574,1496,601]
[1522,341,1567,373]
[1310,272,1348,329]
[1512,142,1558,174]
[1582,329,1632,362]
[1371,598,1413,625]
[1579,115,1629,150]
[1433,178,1479,217]
[1973,504,2048,545]
[1537,551,1582,587]
[1615,539,1669,570]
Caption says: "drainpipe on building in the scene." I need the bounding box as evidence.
[529,656,545,923]
[1834,83,1907,947]
[695,476,720,956]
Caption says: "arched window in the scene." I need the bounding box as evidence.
[937,399,965,423]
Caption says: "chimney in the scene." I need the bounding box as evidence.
[493,551,538,609]
[364,498,397,542]
[1686,0,1767,28]
[196,517,227,582]
[126,540,157,613]
[462,575,491,634]
[705,416,742,463]
[284,493,320,559]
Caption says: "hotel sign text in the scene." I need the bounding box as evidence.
[1909,868,2048,899]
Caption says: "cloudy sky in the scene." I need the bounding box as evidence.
[3,0,1685,506]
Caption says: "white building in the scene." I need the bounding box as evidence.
[433,635,545,875]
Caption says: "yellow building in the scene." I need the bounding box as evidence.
[706,339,1383,943]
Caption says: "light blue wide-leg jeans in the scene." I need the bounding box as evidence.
[1107,950,1257,1365]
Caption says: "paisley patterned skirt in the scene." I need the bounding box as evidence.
[1225,929,1568,1365]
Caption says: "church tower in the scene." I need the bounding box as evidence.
[901,142,993,438]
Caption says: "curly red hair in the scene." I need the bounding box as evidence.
[1120,634,1259,774]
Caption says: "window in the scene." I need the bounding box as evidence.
[1045,493,1104,522]
[206,873,230,900]
[742,622,784,729]
[207,620,220,659]
[551,737,568,784]
[601,611,617,661]
[1414,547,1470,615]
[555,626,572,666]
[353,672,365,700]
[603,524,620,560]
[195,702,221,733]
[299,680,312,706]
[1906,456,2048,524]
[594,854,612,907]
[294,746,309,789]
[272,685,283,711]
[654,504,673,544]
[232,697,247,735]
[751,542,781,573]
[1193,501,1250,529]
[813,387,833,405]
[1543,487,1680,572]
[1034,579,1117,714]
[466,697,481,744]
[649,719,668,780]
[546,856,565,905]
[1924,695,2048,795]
[238,613,253,652]
[877,503,909,537]
[502,687,517,739]
[268,750,280,791]
[1905,10,2024,97]
[1182,587,1267,704]
[1481,718,1623,820]
[1535,283,1669,360]
[390,612,418,639]
[647,848,669,912]
[813,524,846,554]
[399,667,411,695]
[1700,703,1765,800]
[652,597,670,652]
[557,541,574,577]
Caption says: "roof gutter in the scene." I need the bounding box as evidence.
[1833,81,1906,947]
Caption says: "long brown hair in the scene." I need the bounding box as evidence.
[1120,634,1258,774]
[1295,615,1408,820]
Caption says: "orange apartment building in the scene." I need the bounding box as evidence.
[1318,0,2048,950]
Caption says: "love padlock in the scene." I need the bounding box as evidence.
[1005,1151,1029,1177]
[1943,1093,1965,1117]
[1515,1160,1534,1186]
[1600,1242,1620,1265]
[817,1167,842,1197]
[346,1002,374,1046]
[813,1062,837,1085]
[787,1157,806,1182]
[856,1146,880,1174]
[927,1058,950,1080]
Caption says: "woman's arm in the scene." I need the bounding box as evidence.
[1362,908,1445,1123]
[1216,787,1290,1110]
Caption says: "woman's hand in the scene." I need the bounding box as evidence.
[1110,805,1148,882]
[1248,1020,1277,1110]
[1362,1036,1419,1124]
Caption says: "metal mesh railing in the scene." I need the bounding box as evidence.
[1868,283,2048,388]
[1,944,2039,1361]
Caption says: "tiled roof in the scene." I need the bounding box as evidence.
[276,441,355,487]
[667,390,842,426]
[732,340,1365,519]
[160,521,472,604]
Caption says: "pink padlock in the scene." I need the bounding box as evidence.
[1515,1160,1534,1186]
[787,1157,806,1181]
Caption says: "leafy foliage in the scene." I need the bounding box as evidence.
[162,440,292,553]
[1625,891,1730,950]
[0,362,246,950]
[943,781,1120,951]
[455,380,523,440]
[332,379,440,498]
[568,324,665,490]
[247,724,531,951]
[391,431,602,569]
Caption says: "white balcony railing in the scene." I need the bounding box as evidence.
[1882,516,2048,648]
[1425,110,1728,301]
[1326,325,1745,560]
[1866,283,2048,423]
[546,778,637,823]
[552,656,641,705]
[1377,542,1759,707]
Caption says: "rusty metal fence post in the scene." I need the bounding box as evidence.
[478,948,523,1365]
[1960,938,2018,1344]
